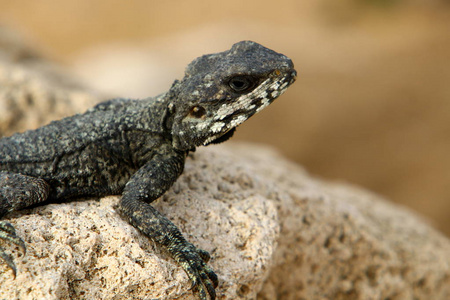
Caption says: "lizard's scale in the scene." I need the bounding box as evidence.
[0,41,296,300]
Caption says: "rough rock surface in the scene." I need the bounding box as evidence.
[0,145,449,300]
[0,27,101,137]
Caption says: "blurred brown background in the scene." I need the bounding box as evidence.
[1,0,449,236]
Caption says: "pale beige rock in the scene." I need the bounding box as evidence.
[0,157,280,300]
[240,146,450,300]
[0,144,449,300]
[0,28,102,137]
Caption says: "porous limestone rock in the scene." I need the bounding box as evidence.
[0,144,449,300]
[0,147,280,300]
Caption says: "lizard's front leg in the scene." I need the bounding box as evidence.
[118,152,218,300]
[0,171,50,276]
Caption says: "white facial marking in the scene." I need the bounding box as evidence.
[256,98,271,113]
[196,122,209,130]
[203,133,223,146]
[210,122,225,133]
[212,74,290,127]
[214,78,272,120]
[230,115,248,127]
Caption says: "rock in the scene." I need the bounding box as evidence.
[243,146,450,300]
[0,148,280,300]
[0,144,449,300]
[0,27,102,137]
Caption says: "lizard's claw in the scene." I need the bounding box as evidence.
[174,243,218,300]
[0,221,26,277]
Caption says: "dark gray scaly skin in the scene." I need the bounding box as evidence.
[0,41,296,299]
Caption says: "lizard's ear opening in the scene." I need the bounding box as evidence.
[188,106,207,119]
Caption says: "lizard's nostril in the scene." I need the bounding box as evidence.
[291,70,297,82]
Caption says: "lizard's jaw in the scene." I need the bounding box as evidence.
[203,127,236,146]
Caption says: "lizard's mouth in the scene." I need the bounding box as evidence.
[203,127,236,146]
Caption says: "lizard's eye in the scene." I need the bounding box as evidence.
[228,75,256,93]
[188,105,206,118]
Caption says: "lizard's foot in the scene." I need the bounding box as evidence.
[173,243,218,300]
[0,221,26,277]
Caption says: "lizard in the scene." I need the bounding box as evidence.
[0,40,296,300]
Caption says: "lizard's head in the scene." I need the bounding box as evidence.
[169,40,296,151]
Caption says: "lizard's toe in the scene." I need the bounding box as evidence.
[191,262,218,298]
[176,244,218,300]
[197,248,211,263]
[0,221,26,277]
[206,265,219,288]
[0,221,26,253]
[0,247,17,277]
[190,266,217,300]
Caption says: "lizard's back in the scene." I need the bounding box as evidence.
[1,98,136,163]
[0,97,165,200]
